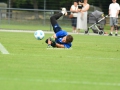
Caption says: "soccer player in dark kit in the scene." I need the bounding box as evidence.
[45,8,73,48]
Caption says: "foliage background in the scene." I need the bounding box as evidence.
[0,0,120,14]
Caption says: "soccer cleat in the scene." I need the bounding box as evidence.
[115,34,118,36]
[61,8,67,16]
[108,33,112,36]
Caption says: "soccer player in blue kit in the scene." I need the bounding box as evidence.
[45,8,73,48]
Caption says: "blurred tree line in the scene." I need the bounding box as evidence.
[0,0,120,14]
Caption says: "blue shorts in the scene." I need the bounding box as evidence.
[53,24,62,33]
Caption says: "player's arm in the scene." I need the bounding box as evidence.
[81,4,90,12]
[50,34,56,39]
[55,43,65,48]
[116,5,120,17]
[50,35,65,48]
[49,39,65,48]
[116,10,119,17]
[109,9,111,16]
[70,5,77,13]
[108,4,111,16]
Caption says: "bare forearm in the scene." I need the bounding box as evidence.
[109,10,111,15]
[56,43,64,48]
[117,10,119,16]
[81,5,90,12]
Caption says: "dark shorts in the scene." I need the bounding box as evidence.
[46,24,61,47]
[71,17,77,27]
[53,24,62,33]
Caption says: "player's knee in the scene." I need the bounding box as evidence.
[50,16,54,21]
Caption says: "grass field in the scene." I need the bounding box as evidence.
[0,31,120,90]
[0,18,113,33]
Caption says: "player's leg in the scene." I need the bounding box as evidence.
[46,13,63,47]
[71,17,77,33]
[46,8,67,47]
[109,17,114,36]
[50,8,67,33]
[50,13,62,33]
[114,18,118,36]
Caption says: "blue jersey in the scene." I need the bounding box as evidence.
[55,30,72,48]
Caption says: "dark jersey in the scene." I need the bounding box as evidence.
[55,30,72,48]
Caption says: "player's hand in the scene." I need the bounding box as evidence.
[49,37,56,47]
[48,38,52,45]
[77,9,81,12]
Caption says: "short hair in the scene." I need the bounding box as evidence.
[66,35,73,43]
[74,0,78,2]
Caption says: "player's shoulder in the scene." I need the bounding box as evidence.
[56,30,67,37]
[61,30,67,32]
[58,30,67,33]
[109,3,112,6]
[116,3,120,6]
[110,3,119,6]
[64,43,72,48]
[62,30,68,34]
[71,5,75,8]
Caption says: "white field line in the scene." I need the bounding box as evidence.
[0,43,9,54]
[1,29,120,37]
[0,29,109,36]
[0,77,120,86]
[0,29,55,34]
[46,48,72,50]
[0,29,53,34]
[1,29,120,36]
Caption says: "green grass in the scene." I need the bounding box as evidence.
[0,23,113,34]
[0,24,73,32]
[0,19,113,33]
[0,32,120,90]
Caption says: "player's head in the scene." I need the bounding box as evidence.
[74,0,78,3]
[73,0,78,6]
[78,0,83,3]
[62,35,73,43]
[112,0,116,3]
